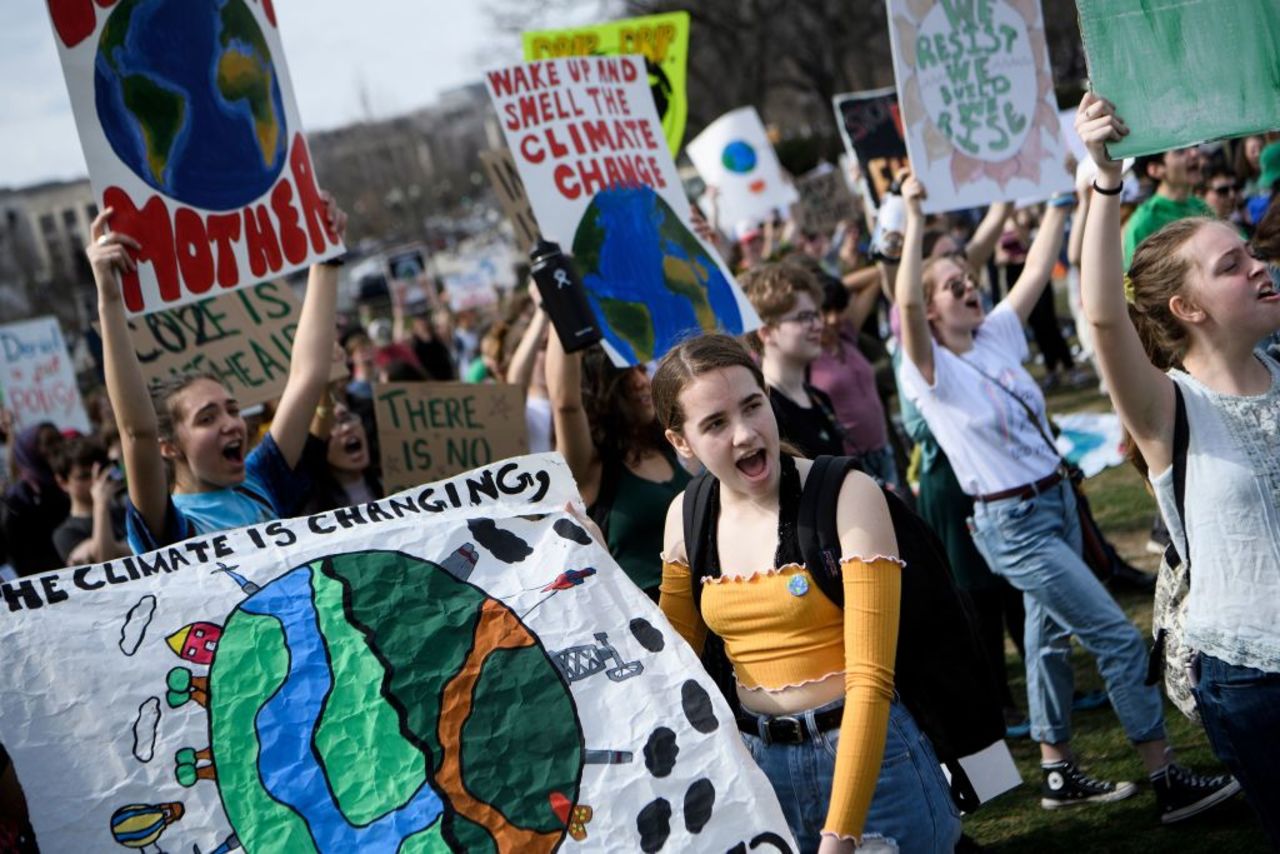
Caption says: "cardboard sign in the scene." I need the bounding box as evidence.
[125,280,347,409]
[479,149,540,253]
[483,55,757,367]
[687,107,799,233]
[833,87,911,209]
[374,382,528,492]
[45,0,344,316]
[523,11,691,153]
[795,163,862,238]
[886,0,1073,213]
[0,317,90,434]
[1077,0,1280,158]
[0,454,797,853]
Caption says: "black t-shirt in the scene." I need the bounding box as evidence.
[769,384,846,459]
[50,500,127,566]
[411,334,457,381]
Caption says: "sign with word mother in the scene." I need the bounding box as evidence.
[122,280,347,409]
[374,382,528,493]
[886,0,1072,213]
[46,0,344,316]
[483,55,757,367]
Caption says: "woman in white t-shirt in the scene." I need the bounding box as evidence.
[1078,94,1277,841]
[894,174,1237,822]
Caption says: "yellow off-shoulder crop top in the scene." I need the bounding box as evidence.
[659,556,902,842]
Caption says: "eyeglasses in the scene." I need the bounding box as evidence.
[779,310,823,328]
[939,273,978,300]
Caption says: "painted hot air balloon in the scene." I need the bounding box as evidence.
[110,801,184,851]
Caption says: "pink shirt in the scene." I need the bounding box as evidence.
[808,322,888,454]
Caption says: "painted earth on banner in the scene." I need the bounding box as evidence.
[46,0,344,315]
[484,55,757,367]
[0,454,795,853]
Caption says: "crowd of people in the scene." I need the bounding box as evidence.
[2,92,1280,853]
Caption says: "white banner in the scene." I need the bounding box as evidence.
[687,106,799,233]
[886,0,1073,213]
[45,0,343,315]
[0,454,795,854]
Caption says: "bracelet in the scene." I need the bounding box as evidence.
[1092,180,1122,196]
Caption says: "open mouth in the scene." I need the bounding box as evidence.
[1259,284,1279,301]
[343,437,365,454]
[221,439,244,464]
[735,449,768,479]
[965,296,981,310]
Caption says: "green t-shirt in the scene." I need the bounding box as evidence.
[1123,193,1214,269]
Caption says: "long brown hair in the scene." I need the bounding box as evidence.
[581,347,664,467]
[1122,217,1214,478]
[652,333,765,434]
[1126,217,1213,372]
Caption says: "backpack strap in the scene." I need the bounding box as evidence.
[797,455,860,608]
[681,470,722,613]
[1171,382,1189,564]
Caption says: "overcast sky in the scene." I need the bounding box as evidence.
[0,1,519,189]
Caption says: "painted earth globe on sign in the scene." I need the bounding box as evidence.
[94,0,288,210]
[572,185,744,364]
[720,140,758,174]
[196,550,583,853]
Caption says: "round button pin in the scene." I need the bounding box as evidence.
[788,575,809,597]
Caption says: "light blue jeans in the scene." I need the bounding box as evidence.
[741,698,961,853]
[969,479,1165,746]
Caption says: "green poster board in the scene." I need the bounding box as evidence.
[1077,0,1280,157]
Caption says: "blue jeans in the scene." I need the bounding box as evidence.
[741,698,961,853]
[969,479,1165,745]
[1193,653,1280,847]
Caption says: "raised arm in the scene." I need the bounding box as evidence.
[269,195,347,468]
[390,278,409,343]
[894,176,935,384]
[1002,203,1069,323]
[1067,168,1092,268]
[544,327,601,503]
[1076,93,1175,472]
[504,294,550,393]
[966,201,1013,269]
[842,265,883,331]
[89,209,169,538]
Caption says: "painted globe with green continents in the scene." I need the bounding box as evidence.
[572,185,745,364]
[204,551,583,852]
[94,0,288,210]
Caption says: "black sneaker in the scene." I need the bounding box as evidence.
[1152,764,1241,824]
[1040,761,1137,809]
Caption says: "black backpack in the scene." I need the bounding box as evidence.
[683,455,1005,812]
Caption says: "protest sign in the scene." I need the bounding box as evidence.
[1077,0,1280,158]
[833,87,910,210]
[479,148,541,253]
[484,55,757,367]
[122,280,347,409]
[0,454,797,853]
[441,270,500,312]
[1054,410,1126,479]
[385,244,429,285]
[523,11,691,154]
[45,0,344,317]
[795,163,861,238]
[0,317,90,434]
[375,382,528,493]
[886,0,1073,213]
[687,107,799,233]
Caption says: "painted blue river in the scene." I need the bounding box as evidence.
[240,567,444,850]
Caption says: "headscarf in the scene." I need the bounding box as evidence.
[12,422,60,493]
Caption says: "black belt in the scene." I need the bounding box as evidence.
[736,706,844,745]
[975,468,1065,504]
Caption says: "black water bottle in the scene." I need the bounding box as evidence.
[529,238,603,353]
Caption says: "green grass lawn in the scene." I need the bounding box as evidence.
[960,381,1267,852]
